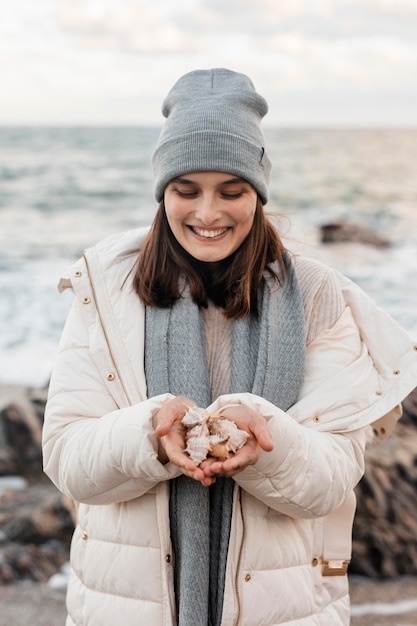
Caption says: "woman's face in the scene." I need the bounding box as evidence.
[164,171,257,263]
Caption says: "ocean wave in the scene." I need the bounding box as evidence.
[2,127,416,386]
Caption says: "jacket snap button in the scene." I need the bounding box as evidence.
[311,557,319,567]
[313,416,320,423]
[106,373,115,381]
[74,271,82,277]
[82,530,88,540]
[165,554,171,563]
[375,391,383,396]
[393,370,400,375]
[82,296,91,304]
[244,574,251,582]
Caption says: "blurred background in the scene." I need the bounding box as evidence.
[1,3,417,624]
[1,0,417,388]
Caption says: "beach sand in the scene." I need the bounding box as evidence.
[0,576,416,626]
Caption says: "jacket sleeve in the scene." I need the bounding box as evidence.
[207,303,417,519]
[216,393,367,519]
[43,297,181,505]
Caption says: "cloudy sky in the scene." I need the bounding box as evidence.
[2,0,417,126]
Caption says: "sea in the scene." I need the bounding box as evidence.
[1,126,416,388]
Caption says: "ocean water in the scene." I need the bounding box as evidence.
[1,127,416,387]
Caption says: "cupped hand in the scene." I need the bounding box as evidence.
[200,404,273,479]
[153,396,215,486]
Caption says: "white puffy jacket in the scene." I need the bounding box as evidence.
[43,228,417,626]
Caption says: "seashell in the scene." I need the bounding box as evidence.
[187,422,210,439]
[223,421,249,453]
[209,441,230,461]
[182,406,208,428]
[182,406,249,464]
[208,417,248,452]
[208,417,233,442]
[185,436,211,465]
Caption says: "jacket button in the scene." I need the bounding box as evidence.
[393,370,400,375]
[82,530,88,540]
[413,346,417,351]
[244,574,251,582]
[375,390,383,396]
[74,271,82,277]
[82,296,91,304]
[106,373,115,381]
[165,554,171,563]
[311,557,319,567]
[313,416,320,423]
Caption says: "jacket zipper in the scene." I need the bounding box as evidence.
[234,489,246,626]
[83,253,133,407]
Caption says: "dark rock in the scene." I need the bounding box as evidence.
[0,401,43,477]
[402,389,417,426]
[3,495,74,545]
[0,540,69,584]
[0,387,75,585]
[320,221,390,248]
[0,449,15,477]
[0,483,74,584]
[351,387,417,578]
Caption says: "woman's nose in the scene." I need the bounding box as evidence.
[195,195,221,224]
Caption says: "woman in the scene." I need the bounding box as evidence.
[43,68,417,626]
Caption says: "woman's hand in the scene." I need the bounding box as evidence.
[153,396,215,486]
[200,404,273,479]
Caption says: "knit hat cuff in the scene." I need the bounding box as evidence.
[152,130,271,205]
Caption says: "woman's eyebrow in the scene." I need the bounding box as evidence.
[170,177,196,185]
[170,176,245,186]
[221,177,245,185]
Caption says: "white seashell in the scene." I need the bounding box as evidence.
[208,417,248,451]
[224,423,248,453]
[182,406,208,428]
[187,422,210,439]
[182,406,249,463]
[208,418,232,442]
[185,436,211,465]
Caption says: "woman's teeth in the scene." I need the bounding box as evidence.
[192,227,228,238]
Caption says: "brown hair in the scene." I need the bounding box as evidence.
[133,196,286,319]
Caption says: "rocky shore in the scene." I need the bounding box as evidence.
[0,383,417,589]
[0,385,74,586]
[352,388,417,577]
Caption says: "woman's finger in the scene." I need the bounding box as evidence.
[154,396,195,436]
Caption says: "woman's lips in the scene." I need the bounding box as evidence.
[190,226,229,238]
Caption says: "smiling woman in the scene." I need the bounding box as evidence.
[135,171,284,316]
[42,68,417,626]
[164,172,257,263]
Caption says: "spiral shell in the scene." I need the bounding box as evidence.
[182,406,208,427]
[188,422,210,439]
[221,421,249,453]
[185,436,211,465]
[182,406,248,465]
[208,441,230,461]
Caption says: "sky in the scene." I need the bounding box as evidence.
[2,0,417,127]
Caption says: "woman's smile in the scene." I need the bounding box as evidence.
[188,226,229,239]
[164,171,257,262]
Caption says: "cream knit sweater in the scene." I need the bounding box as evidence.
[203,254,344,400]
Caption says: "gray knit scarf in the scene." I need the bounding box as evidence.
[145,254,305,626]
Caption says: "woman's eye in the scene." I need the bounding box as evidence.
[176,189,198,198]
[222,192,243,199]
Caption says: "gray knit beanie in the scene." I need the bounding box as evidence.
[151,68,271,204]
